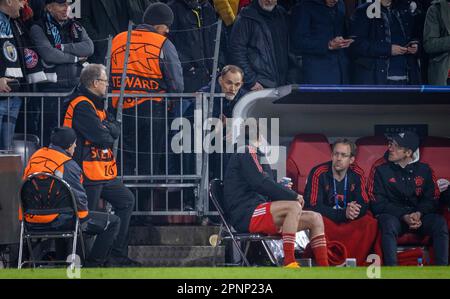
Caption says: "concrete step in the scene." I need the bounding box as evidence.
[128,245,225,267]
[129,226,220,246]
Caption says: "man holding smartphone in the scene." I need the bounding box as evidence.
[292,0,351,84]
[349,0,422,85]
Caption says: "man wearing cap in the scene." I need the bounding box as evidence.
[23,127,120,267]
[368,131,449,265]
[111,2,183,177]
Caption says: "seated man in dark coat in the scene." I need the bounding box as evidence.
[368,132,448,265]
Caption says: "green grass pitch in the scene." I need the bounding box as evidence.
[0,267,449,279]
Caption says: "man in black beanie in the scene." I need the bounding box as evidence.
[23,126,121,267]
[110,2,183,180]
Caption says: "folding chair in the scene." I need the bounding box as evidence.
[209,179,281,266]
[18,172,85,269]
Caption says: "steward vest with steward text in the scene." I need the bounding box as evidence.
[111,29,168,109]
[21,147,88,223]
[63,96,118,182]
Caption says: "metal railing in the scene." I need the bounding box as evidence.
[0,91,226,217]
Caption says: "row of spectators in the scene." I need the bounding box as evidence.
[1,0,449,150]
[25,0,449,94]
[222,0,450,87]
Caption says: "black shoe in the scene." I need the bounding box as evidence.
[105,255,142,267]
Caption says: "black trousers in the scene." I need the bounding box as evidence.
[378,213,449,265]
[34,211,120,266]
[85,178,135,257]
[120,100,167,176]
[82,211,120,265]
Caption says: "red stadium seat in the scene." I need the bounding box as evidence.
[355,135,388,178]
[397,234,430,246]
[286,134,331,195]
[420,136,450,181]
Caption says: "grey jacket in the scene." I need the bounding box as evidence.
[137,24,184,93]
[423,0,450,85]
[30,19,94,90]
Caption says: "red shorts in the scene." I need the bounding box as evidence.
[248,202,280,235]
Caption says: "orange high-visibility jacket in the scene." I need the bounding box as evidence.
[111,29,168,109]
[21,147,89,223]
[64,96,118,182]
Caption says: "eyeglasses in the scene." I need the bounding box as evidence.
[96,78,109,83]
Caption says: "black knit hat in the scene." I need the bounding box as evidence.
[142,3,174,27]
[391,131,420,152]
[51,127,77,149]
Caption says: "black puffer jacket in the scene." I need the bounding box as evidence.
[229,1,289,89]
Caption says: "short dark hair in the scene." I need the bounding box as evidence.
[80,64,106,88]
[220,65,244,80]
[332,138,357,157]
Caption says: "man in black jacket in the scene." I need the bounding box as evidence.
[224,129,329,268]
[63,64,139,267]
[80,0,159,64]
[292,0,351,84]
[368,132,448,265]
[349,0,422,85]
[168,0,217,92]
[229,0,290,90]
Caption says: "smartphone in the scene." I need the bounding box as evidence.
[346,35,357,39]
[406,40,419,47]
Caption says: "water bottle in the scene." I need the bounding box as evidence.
[280,177,292,188]
[417,257,423,267]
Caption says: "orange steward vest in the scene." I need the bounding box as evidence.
[63,96,118,182]
[111,29,167,109]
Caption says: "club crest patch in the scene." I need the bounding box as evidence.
[3,41,17,62]
[24,48,38,69]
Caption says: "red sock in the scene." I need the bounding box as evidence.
[310,234,329,266]
[282,233,296,266]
